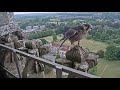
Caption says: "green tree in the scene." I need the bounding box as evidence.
[96,50,104,58]
[100,32,105,40]
[55,23,66,35]
[116,47,120,60]
[29,33,39,39]
[29,30,54,39]
[86,35,92,40]
[94,32,101,40]
[52,32,57,42]
[19,21,29,29]
[113,38,120,44]
[105,45,117,60]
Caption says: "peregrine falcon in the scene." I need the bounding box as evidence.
[60,23,92,47]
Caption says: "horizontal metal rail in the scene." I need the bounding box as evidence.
[0,44,100,78]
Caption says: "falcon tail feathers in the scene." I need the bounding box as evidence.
[59,37,68,48]
[60,37,65,41]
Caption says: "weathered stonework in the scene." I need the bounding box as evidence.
[0,12,21,36]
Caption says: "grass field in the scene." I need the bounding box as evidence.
[42,35,120,78]
[97,59,120,78]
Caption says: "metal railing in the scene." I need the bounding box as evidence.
[0,44,100,78]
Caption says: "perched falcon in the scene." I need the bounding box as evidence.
[60,23,92,47]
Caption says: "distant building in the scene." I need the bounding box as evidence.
[113,20,120,24]
[94,25,103,30]
[46,43,70,58]
[33,26,39,30]
[23,29,35,33]
[104,25,113,29]
[40,25,46,30]
[96,19,103,22]
[73,19,84,22]
[59,46,70,58]
[50,43,59,54]
[26,26,32,30]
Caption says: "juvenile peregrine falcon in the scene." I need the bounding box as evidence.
[60,23,92,47]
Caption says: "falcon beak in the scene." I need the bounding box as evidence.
[90,24,93,30]
[89,28,92,31]
[89,27,92,31]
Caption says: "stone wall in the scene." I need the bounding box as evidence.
[0,12,21,36]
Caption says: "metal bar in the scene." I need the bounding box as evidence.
[13,51,22,78]
[0,65,17,78]
[56,66,62,78]
[22,59,30,78]
[0,44,100,78]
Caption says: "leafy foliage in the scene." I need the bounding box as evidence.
[89,29,120,45]
[52,32,58,42]
[88,66,97,75]
[105,45,120,60]
[29,30,54,39]
[96,50,104,58]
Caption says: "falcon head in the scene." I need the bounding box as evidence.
[82,23,92,31]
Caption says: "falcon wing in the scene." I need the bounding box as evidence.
[59,29,78,48]
[65,29,78,38]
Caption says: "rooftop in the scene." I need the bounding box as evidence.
[52,43,70,51]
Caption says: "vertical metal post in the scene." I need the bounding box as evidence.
[13,51,22,78]
[11,52,14,63]
[56,66,62,78]
[22,59,30,78]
